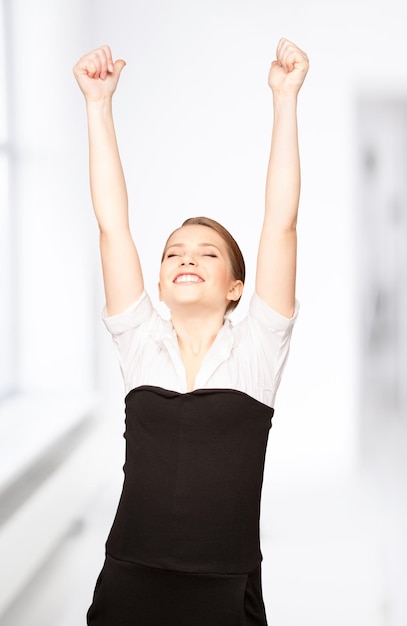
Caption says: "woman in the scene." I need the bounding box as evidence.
[74,37,309,626]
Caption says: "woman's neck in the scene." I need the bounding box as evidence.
[171,310,226,392]
[170,310,225,357]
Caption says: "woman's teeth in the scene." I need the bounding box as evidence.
[175,274,202,283]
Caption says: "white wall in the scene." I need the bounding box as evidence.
[8,0,100,393]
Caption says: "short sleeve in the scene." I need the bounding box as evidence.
[102,290,153,336]
[248,292,299,331]
[237,292,299,406]
[101,291,157,391]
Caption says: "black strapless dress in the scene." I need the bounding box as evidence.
[87,386,273,625]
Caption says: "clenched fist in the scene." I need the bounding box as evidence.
[73,45,126,102]
[268,38,309,97]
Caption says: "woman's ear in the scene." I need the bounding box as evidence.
[227,280,244,302]
[158,282,162,301]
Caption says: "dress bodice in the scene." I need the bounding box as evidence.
[106,386,273,574]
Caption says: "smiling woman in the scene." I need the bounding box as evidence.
[161,215,246,315]
[159,223,244,319]
[73,38,308,626]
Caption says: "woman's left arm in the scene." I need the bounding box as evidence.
[256,38,309,318]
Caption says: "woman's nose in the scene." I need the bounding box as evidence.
[180,254,197,266]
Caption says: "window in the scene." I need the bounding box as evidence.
[357,97,407,421]
[0,0,15,397]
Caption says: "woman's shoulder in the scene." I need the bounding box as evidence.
[101,290,161,336]
[232,292,299,334]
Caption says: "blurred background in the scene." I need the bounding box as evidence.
[0,0,406,624]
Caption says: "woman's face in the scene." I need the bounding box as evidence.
[158,224,243,315]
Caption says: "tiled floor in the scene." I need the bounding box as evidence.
[0,467,389,626]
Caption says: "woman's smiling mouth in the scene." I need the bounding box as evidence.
[173,273,204,284]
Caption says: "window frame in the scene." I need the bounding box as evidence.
[0,0,17,399]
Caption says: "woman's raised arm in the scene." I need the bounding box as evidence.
[256,38,309,318]
[73,46,144,315]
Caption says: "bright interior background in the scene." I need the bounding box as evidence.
[0,1,406,625]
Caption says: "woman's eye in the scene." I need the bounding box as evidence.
[166,254,177,258]
[203,253,217,258]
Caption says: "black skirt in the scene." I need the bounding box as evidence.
[87,386,273,625]
[87,555,267,626]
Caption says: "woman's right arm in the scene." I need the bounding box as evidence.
[73,46,144,316]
